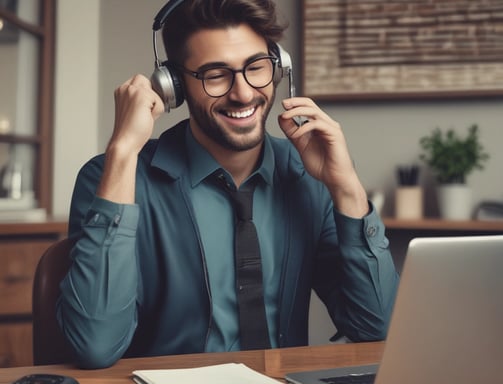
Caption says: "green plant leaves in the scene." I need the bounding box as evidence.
[419,124,490,184]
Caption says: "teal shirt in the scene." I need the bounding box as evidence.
[186,128,281,351]
[59,120,399,369]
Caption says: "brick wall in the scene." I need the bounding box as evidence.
[303,0,503,99]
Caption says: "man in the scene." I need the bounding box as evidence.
[58,0,399,369]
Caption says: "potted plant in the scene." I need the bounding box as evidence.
[419,124,489,220]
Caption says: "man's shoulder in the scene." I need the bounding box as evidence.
[136,120,189,172]
[266,134,304,180]
[142,120,188,155]
[266,135,330,198]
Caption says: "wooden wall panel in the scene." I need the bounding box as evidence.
[302,0,503,100]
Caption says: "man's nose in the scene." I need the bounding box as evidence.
[227,72,254,102]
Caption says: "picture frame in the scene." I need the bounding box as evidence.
[301,0,503,101]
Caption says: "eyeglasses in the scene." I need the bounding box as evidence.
[178,56,278,98]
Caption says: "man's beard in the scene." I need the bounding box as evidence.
[185,91,275,151]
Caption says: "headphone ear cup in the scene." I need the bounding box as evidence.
[271,43,292,86]
[150,62,184,112]
[272,59,282,86]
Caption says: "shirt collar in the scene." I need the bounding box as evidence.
[185,126,275,188]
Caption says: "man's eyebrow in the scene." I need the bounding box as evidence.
[195,52,270,72]
[196,61,228,72]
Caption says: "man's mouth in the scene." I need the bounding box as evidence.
[222,106,256,119]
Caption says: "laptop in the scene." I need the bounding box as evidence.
[285,235,503,384]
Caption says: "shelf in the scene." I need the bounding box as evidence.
[383,217,503,232]
[0,134,40,145]
[0,218,67,236]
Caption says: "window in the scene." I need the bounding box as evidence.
[0,0,55,215]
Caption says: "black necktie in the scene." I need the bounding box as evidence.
[216,173,271,350]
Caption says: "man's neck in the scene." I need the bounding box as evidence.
[189,124,263,188]
[219,149,262,187]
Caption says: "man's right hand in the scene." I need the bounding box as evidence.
[109,74,165,155]
[97,75,165,204]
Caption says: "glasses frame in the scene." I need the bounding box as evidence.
[177,55,279,98]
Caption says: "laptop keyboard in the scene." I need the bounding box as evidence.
[320,373,376,384]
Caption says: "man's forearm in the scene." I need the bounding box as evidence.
[328,175,369,219]
[97,145,138,204]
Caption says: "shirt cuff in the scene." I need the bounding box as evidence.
[84,196,140,234]
[334,201,385,248]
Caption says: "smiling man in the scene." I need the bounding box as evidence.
[58,0,399,369]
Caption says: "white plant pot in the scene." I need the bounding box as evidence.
[437,184,472,220]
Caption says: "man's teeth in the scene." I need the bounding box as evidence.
[226,107,255,119]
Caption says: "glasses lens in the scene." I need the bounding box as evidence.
[244,58,275,89]
[201,68,234,97]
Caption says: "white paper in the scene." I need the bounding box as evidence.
[132,362,281,384]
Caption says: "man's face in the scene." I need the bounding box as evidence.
[182,24,276,152]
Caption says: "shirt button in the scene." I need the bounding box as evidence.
[366,225,377,237]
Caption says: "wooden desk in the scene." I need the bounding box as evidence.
[0,342,384,384]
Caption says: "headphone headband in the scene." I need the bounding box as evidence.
[153,0,186,31]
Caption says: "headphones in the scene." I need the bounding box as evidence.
[150,0,293,112]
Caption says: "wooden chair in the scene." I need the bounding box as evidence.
[32,237,75,365]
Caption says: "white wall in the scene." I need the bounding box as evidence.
[53,0,100,216]
[328,99,503,216]
[54,0,503,344]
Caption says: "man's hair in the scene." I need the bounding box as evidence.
[162,0,287,65]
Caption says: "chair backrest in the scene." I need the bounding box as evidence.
[32,237,75,365]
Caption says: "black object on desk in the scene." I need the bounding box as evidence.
[12,374,79,384]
